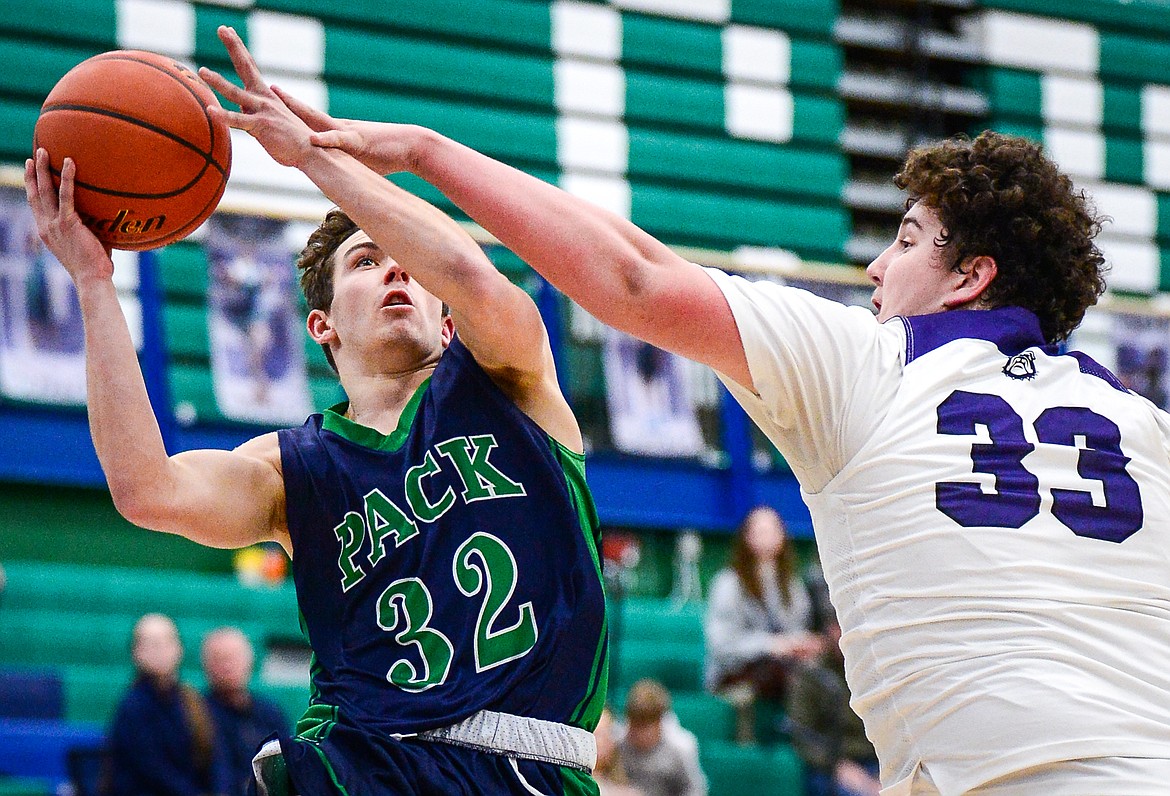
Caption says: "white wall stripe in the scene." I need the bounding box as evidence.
[115,0,195,57]
[559,173,632,219]
[1044,127,1104,181]
[1098,237,1159,294]
[1042,75,1102,128]
[552,1,621,61]
[610,0,729,25]
[554,61,625,117]
[250,11,324,76]
[1141,84,1170,139]
[556,117,629,173]
[1091,183,1157,239]
[1143,140,1170,190]
[967,10,1098,74]
[723,26,791,86]
[725,85,794,144]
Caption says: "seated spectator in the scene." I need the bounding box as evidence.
[108,613,230,796]
[704,505,824,743]
[201,627,290,796]
[619,679,707,796]
[595,706,645,796]
[787,621,880,796]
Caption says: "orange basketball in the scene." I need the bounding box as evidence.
[33,50,232,251]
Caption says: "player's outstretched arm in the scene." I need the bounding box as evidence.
[280,98,755,391]
[25,151,288,552]
[201,26,581,450]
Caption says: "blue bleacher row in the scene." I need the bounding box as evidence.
[0,561,804,794]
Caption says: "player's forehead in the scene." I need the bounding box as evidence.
[332,229,381,267]
[900,202,942,234]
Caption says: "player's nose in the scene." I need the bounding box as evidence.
[383,262,410,284]
[865,251,887,285]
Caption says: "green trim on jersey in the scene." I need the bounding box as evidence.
[550,438,609,732]
[561,765,602,796]
[320,377,431,451]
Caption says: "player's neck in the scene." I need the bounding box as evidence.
[340,364,436,436]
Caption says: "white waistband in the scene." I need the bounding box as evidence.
[418,709,597,772]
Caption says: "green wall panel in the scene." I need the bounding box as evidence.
[629,129,845,199]
[0,38,101,102]
[329,86,558,167]
[622,13,723,77]
[1099,32,1170,84]
[632,183,847,258]
[731,0,840,39]
[1105,136,1143,185]
[0,0,116,47]
[325,28,554,110]
[256,0,551,51]
[0,482,234,571]
[1103,83,1143,137]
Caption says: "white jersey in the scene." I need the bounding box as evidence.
[707,268,1170,794]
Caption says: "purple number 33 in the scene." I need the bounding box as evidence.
[935,390,1143,543]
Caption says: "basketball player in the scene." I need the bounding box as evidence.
[23,29,607,796]
[276,78,1170,793]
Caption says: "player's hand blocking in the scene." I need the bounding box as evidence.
[273,88,425,177]
[199,26,315,169]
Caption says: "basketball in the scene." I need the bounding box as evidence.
[33,50,232,251]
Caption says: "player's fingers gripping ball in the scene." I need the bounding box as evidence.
[33,50,232,251]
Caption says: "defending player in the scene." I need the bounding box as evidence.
[277,90,1170,791]
[25,28,607,796]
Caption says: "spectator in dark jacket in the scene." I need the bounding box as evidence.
[787,621,880,796]
[108,613,230,796]
[201,627,289,796]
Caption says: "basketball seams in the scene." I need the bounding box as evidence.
[35,48,232,250]
[40,103,226,181]
[84,51,229,172]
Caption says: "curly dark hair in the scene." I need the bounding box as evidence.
[894,131,1107,343]
[295,208,359,373]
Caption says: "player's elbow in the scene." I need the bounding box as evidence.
[107,477,181,532]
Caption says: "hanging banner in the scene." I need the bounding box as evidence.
[603,328,704,457]
[205,214,311,424]
[0,186,87,405]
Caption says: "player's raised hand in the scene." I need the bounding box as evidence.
[273,85,426,176]
[199,25,313,168]
[24,149,114,284]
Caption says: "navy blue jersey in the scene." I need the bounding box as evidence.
[278,336,608,747]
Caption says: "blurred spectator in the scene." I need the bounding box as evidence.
[201,627,290,796]
[109,613,230,796]
[787,621,880,796]
[704,505,824,743]
[594,706,645,796]
[619,679,707,796]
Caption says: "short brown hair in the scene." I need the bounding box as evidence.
[895,130,1107,343]
[625,678,671,726]
[296,209,358,372]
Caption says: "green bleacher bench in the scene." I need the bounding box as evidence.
[615,639,705,693]
[616,598,704,645]
[983,0,1170,37]
[700,739,805,795]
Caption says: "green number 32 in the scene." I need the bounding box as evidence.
[374,533,539,691]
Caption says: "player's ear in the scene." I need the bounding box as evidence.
[307,308,335,345]
[946,255,997,309]
[439,313,455,349]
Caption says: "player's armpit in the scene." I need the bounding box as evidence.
[111,432,289,554]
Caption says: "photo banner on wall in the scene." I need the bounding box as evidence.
[603,328,704,458]
[1111,312,1170,410]
[206,214,311,424]
[0,186,87,405]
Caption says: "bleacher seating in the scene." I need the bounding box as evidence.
[0,561,307,789]
[608,596,804,793]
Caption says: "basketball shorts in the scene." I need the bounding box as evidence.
[257,722,600,796]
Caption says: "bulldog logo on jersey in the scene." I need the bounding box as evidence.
[1003,351,1037,380]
